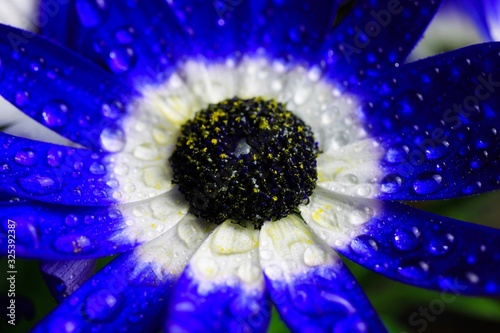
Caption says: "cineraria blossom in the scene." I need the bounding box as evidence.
[1,0,500,332]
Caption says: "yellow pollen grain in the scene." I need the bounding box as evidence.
[211,138,218,145]
[220,153,228,159]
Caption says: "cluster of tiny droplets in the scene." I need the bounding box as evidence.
[170,97,319,228]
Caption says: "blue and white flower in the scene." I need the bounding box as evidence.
[1,0,500,332]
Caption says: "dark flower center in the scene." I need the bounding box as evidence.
[170,97,319,228]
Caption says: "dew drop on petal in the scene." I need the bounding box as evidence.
[84,289,122,322]
[133,143,159,161]
[398,260,429,279]
[393,226,421,251]
[334,318,368,333]
[100,125,126,153]
[53,234,96,254]
[384,146,408,164]
[380,174,403,194]
[42,101,70,128]
[115,26,135,44]
[470,151,489,170]
[17,174,61,195]
[64,214,79,226]
[350,235,379,256]
[101,102,123,119]
[466,272,480,284]
[107,47,136,73]
[412,173,443,195]
[47,318,79,333]
[15,91,30,107]
[89,162,106,175]
[427,233,454,256]
[425,142,449,160]
[14,149,37,166]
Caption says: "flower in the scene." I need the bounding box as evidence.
[1,0,500,332]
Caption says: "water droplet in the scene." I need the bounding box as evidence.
[53,234,96,254]
[100,125,126,153]
[398,260,429,279]
[101,102,123,119]
[425,142,449,160]
[344,174,358,184]
[107,47,136,73]
[350,235,379,256]
[47,147,65,167]
[133,143,159,161]
[393,226,421,251]
[466,272,479,284]
[470,150,489,169]
[42,101,70,128]
[15,91,30,107]
[17,174,60,195]
[2,218,39,247]
[412,173,443,195]
[356,185,371,197]
[89,162,106,175]
[76,0,107,27]
[303,245,329,267]
[84,289,122,322]
[14,149,37,166]
[462,181,482,195]
[177,221,199,248]
[427,233,454,256]
[380,174,403,194]
[384,145,408,163]
[334,318,368,333]
[64,214,79,226]
[47,318,79,333]
[115,26,135,44]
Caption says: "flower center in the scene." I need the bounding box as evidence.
[170,97,318,228]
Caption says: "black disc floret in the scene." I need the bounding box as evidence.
[170,97,319,228]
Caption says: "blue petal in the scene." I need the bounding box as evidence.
[0,133,116,205]
[0,199,136,260]
[265,264,386,332]
[38,0,189,85]
[38,0,73,43]
[246,0,339,61]
[0,24,136,149]
[167,265,270,333]
[336,199,500,296]
[357,42,500,199]
[322,0,442,88]
[33,255,170,333]
[33,214,210,332]
[41,259,97,303]
[167,0,255,59]
[167,0,339,62]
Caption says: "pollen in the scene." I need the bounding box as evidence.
[170,97,319,228]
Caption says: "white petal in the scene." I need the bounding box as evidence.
[317,138,384,198]
[189,220,263,293]
[132,214,213,281]
[259,215,341,280]
[299,187,382,250]
[112,189,189,243]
